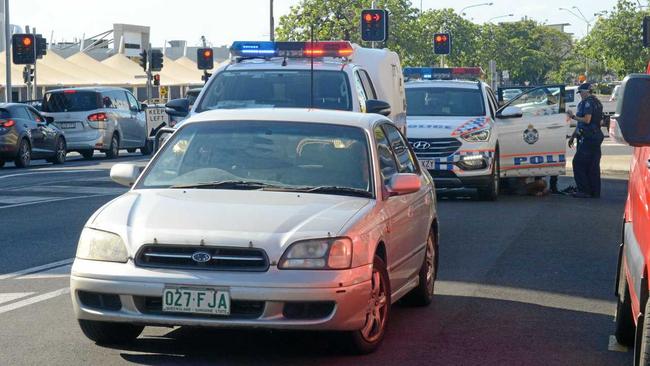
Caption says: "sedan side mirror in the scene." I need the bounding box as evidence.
[366,99,391,117]
[110,163,141,187]
[165,98,190,118]
[140,103,148,111]
[44,116,54,124]
[386,173,421,197]
[497,106,523,119]
[610,74,650,146]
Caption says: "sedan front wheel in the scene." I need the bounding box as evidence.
[346,255,390,354]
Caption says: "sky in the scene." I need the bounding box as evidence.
[9,0,625,47]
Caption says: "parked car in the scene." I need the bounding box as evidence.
[71,108,439,354]
[41,87,151,160]
[609,74,650,365]
[0,103,67,168]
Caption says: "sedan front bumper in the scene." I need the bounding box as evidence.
[70,259,373,331]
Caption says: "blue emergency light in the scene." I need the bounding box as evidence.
[403,67,483,80]
[230,41,354,59]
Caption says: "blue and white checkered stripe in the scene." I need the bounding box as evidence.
[419,150,495,171]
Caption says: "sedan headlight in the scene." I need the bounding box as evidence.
[461,128,491,142]
[76,228,128,263]
[279,237,352,270]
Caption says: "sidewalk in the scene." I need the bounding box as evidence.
[564,135,633,178]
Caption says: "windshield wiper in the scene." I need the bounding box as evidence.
[170,180,283,190]
[295,186,373,198]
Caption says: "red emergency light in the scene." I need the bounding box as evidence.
[295,42,353,58]
[451,67,483,76]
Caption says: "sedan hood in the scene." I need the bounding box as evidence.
[90,189,372,260]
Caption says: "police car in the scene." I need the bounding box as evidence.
[166,41,407,132]
[404,67,569,200]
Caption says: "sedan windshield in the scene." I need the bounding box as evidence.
[406,87,485,116]
[139,121,373,197]
[195,70,352,112]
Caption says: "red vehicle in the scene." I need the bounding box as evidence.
[611,72,650,365]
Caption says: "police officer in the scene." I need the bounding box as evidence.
[567,83,605,198]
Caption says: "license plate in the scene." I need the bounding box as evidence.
[58,122,76,129]
[162,286,230,315]
[420,159,438,169]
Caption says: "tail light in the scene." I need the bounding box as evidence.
[0,119,15,128]
[88,113,108,122]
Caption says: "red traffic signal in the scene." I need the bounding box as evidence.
[153,74,160,86]
[433,33,451,55]
[197,48,214,70]
[12,34,36,65]
[361,9,388,42]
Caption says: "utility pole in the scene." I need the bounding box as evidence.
[371,1,376,49]
[4,0,11,102]
[32,26,37,100]
[270,0,274,41]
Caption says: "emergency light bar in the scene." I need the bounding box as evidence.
[403,67,483,80]
[230,41,354,58]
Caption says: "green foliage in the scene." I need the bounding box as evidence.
[275,0,649,84]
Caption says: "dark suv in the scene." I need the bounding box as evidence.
[0,103,67,168]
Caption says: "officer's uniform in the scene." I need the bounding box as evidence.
[572,94,604,197]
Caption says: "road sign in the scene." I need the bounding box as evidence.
[160,86,168,98]
[145,105,169,137]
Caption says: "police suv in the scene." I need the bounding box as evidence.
[166,41,407,131]
[404,67,569,200]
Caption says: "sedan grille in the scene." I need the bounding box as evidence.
[408,138,462,158]
[135,245,269,272]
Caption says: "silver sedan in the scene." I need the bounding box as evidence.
[70,108,438,354]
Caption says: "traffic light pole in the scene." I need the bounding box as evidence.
[32,27,37,100]
[4,0,11,102]
[146,44,152,102]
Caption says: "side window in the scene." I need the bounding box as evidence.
[27,108,42,122]
[565,89,575,103]
[358,70,377,100]
[508,87,560,116]
[485,87,497,118]
[374,125,398,186]
[383,124,417,174]
[12,107,31,120]
[126,92,139,111]
[353,71,368,111]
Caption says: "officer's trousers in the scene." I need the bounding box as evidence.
[572,132,604,197]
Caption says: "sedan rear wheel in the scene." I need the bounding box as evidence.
[346,255,390,354]
[14,139,31,168]
[78,319,143,345]
[105,134,119,159]
[404,229,438,306]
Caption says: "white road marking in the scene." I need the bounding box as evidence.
[0,288,70,315]
[0,193,109,210]
[608,335,629,352]
[0,195,62,204]
[0,258,74,281]
[19,265,72,280]
[20,185,127,195]
[436,280,614,316]
[0,169,104,180]
[0,292,35,305]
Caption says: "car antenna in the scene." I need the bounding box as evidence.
[310,24,315,110]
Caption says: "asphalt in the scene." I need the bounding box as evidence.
[0,150,633,365]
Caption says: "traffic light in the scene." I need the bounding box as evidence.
[139,50,147,72]
[12,34,36,65]
[35,34,47,59]
[153,74,160,86]
[197,48,214,70]
[433,33,451,55]
[150,49,163,72]
[361,9,388,42]
[22,67,34,83]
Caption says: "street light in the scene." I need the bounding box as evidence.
[460,2,493,16]
[487,14,514,23]
[559,7,593,34]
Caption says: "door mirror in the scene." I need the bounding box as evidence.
[44,116,54,124]
[497,106,523,119]
[165,98,190,118]
[366,99,391,116]
[110,163,141,187]
[611,74,650,146]
[140,103,148,111]
[155,127,177,152]
[386,173,421,197]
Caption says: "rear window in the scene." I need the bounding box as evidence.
[42,91,101,112]
[406,87,485,117]
[0,108,10,119]
[196,70,352,112]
